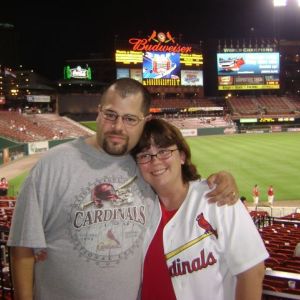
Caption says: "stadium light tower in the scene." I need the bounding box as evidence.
[273,0,300,6]
[272,0,300,38]
[273,0,287,6]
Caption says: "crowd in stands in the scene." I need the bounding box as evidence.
[228,95,300,117]
[164,116,230,129]
[151,97,227,109]
[0,111,93,143]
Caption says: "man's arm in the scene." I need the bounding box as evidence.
[235,262,265,300]
[206,171,239,206]
[10,246,35,300]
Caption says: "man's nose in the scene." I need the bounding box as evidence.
[113,116,126,130]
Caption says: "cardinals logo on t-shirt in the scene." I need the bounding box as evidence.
[80,175,137,209]
[196,213,218,239]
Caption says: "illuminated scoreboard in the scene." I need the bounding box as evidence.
[180,54,203,67]
[240,117,295,123]
[217,52,280,91]
[259,118,275,123]
[143,78,180,86]
[115,30,203,87]
[115,50,142,64]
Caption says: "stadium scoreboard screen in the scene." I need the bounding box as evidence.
[240,117,295,123]
[142,52,180,85]
[217,52,280,90]
[115,30,203,87]
[115,51,142,65]
[64,65,92,80]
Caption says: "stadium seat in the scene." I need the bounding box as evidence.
[263,283,281,292]
[265,257,281,269]
[281,288,300,295]
[272,266,300,273]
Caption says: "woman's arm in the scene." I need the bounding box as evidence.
[235,262,265,300]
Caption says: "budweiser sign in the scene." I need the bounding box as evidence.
[128,30,192,53]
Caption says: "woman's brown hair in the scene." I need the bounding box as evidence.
[131,118,201,183]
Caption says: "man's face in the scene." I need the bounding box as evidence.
[96,87,148,156]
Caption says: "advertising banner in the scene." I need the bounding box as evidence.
[130,69,142,82]
[181,70,203,86]
[26,95,51,103]
[116,68,130,79]
[28,141,49,155]
[180,128,197,137]
[217,53,279,75]
[217,52,280,90]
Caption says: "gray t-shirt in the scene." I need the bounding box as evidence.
[8,138,157,300]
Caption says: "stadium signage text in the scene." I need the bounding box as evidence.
[26,95,51,103]
[218,84,280,90]
[223,48,276,53]
[28,141,49,155]
[64,65,92,80]
[128,30,192,54]
[259,118,275,123]
[180,129,197,137]
[245,130,265,134]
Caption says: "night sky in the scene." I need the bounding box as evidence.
[1,0,299,79]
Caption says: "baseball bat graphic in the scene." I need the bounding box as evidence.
[166,31,175,43]
[165,232,212,260]
[80,175,137,209]
[148,30,157,42]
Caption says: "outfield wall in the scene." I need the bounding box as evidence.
[180,125,300,137]
[0,138,73,167]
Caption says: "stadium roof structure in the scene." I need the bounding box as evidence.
[18,83,56,91]
[57,79,105,87]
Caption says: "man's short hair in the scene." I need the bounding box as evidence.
[100,78,152,115]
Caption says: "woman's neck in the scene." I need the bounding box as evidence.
[157,182,189,211]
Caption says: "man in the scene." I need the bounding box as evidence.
[0,177,9,196]
[240,195,249,212]
[8,78,239,300]
[267,185,274,206]
[252,184,260,205]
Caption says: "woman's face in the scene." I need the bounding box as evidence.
[136,144,185,191]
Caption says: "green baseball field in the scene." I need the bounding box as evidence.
[7,128,300,203]
[187,132,300,202]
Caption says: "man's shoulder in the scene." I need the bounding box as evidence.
[37,139,82,164]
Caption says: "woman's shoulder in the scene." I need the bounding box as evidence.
[190,179,211,194]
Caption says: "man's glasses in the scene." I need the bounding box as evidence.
[100,108,145,127]
[136,149,178,164]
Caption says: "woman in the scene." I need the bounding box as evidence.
[132,119,268,300]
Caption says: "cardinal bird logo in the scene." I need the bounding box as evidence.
[107,229,120,246]
[196,213,218,239]
[97,229,121,251]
